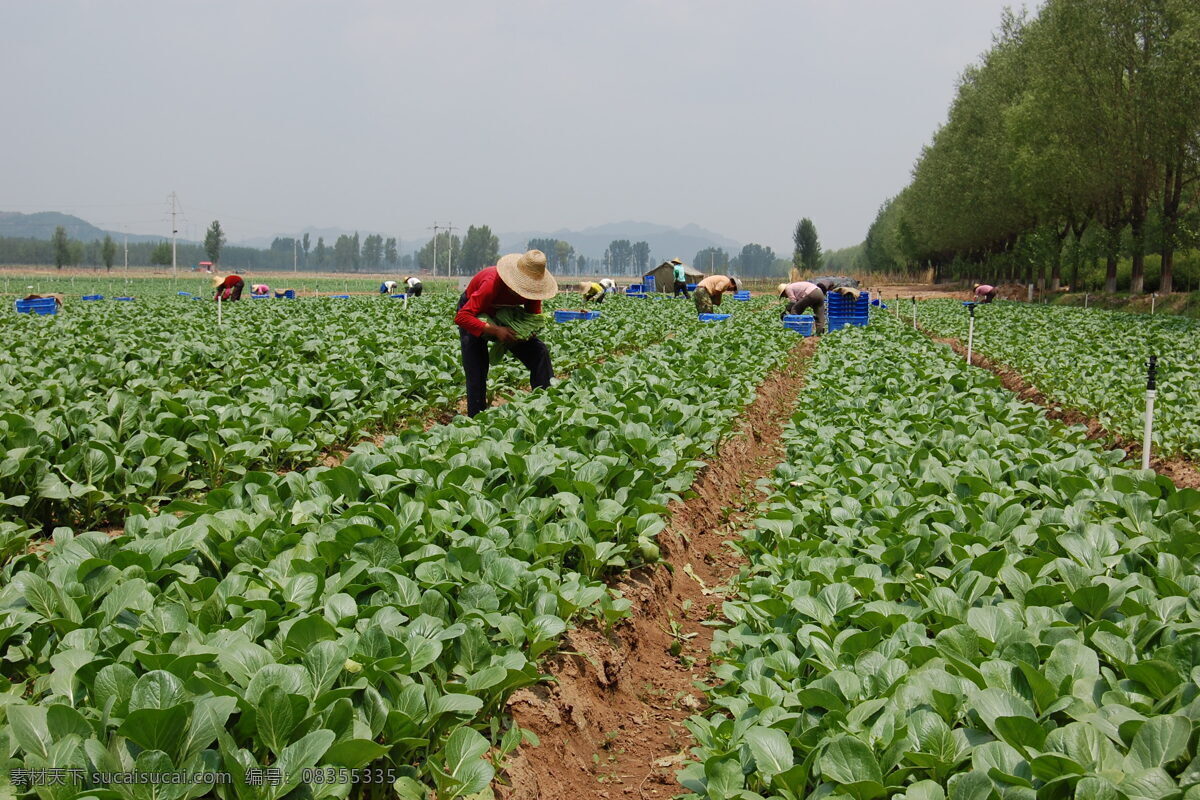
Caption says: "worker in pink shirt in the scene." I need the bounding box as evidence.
[778,281,826,333]
[454,250,558,417]
[974,283,997,303]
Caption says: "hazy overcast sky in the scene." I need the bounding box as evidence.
[2,1,1018,251]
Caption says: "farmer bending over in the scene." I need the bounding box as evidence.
[778,281,826,334]
[454,250,558,417]
[599,277,616,293]
[581,281,605,303]
[974,283,997,303]
[694,274,740,314]
[380,280,398,294]
[212,274,245,301]
[405,276,424,297]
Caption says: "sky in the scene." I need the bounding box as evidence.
[1,1,1020,253]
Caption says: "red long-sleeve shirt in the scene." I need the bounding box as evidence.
[216,275,243,290]
[454,266,542,337]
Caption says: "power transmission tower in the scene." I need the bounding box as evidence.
[445,223,457,277]
[428,222,442,276]
[169,191,178,281]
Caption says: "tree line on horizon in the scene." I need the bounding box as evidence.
[853,0,1200,293]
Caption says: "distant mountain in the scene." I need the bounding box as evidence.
[0,211,170,244]
[498,221,742,262]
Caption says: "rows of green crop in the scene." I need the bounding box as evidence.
[0,294,700,532]
[919,299,1200,461]
[0,306,796,798]
[681,314,1200,799]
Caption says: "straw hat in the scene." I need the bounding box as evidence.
[211,275,224,288]
[731,277,742,291]
[497,250,557,300]
[777,283,788,296]
[670,258,683,265]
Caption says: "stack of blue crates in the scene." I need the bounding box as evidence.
[782,314,814,336]
[732,290,751,301]
[827,291,870,331]
[626,284,646,294]
[15,298,58,315]
[643,276,656,292]
[82,294,104,301]
[699,313,731,322]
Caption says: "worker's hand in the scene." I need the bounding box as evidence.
[489,325,519,344]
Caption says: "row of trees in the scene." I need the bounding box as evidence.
[862,0,1200,292]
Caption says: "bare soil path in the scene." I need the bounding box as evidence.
[496,337,818,800]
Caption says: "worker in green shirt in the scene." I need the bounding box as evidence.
[671,258,690,298]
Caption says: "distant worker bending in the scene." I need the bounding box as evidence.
[778,281,826,334]
[212,274,245,301]
[694,274,740,314]
[580,281,606,303]
[974,283,996,303]
[405,276,424,297]
[671,259,690,298]
[599,277,617,293]
[380,279,398,294]
[454,251,557,417]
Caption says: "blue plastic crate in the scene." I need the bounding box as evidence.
[783,316,815,336]
[82,294,104,301]
[733,290,751,300]
[114,296,135,302]
[554,310,601,322]
[626,284,646,294]
[329,294,350,299]
[828,318,869,331]
[15,298,58,315]
[644,276,656,292]
[626,292,648,299]
[276,290,296,299]
[686,283,697,291]
[193,296,205,301]
[390,293,408,300]
[177,291,191,297]
[699,313,731,322]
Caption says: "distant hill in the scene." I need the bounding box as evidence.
[498,221,742,262]
[0,211,168,243]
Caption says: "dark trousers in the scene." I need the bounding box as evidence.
[785,294,826,333]
[411,284,423,297]
[229,281,244,301]
[457,294,552,417]
[673,280,690,298]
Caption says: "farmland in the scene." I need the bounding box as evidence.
[0,292,693,533]
[681,315,1200,799]
[0,290,797,797]
[918,300,1200,461]
[4,288,1200,799]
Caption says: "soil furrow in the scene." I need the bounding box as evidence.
[922,329,1200,490]
[496,336,818,800]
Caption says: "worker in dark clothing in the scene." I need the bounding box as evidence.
[671,259,690,298]
[453,250,558,417]
[212,274,245,301]
[405,276,424,297]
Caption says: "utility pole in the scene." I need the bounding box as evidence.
[169,191,178,281]
[123,231,128,286]
[445,223,457,277]
[293,237,298,274]
[428,222,441,276]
